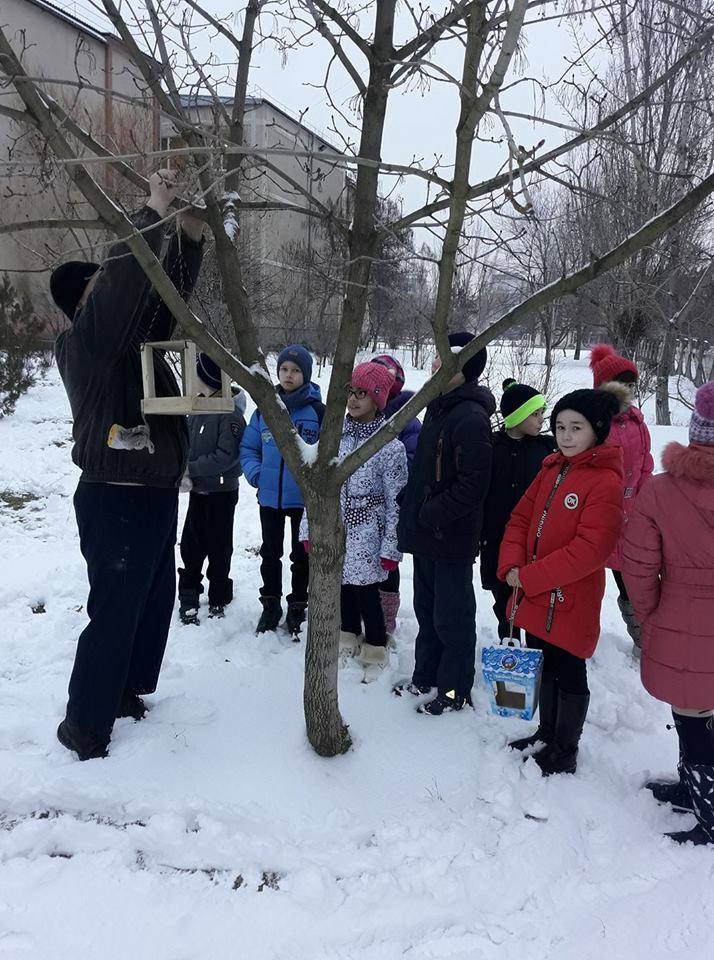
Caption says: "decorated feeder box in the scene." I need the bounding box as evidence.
[481,640,543,721]
[141,340,233,415]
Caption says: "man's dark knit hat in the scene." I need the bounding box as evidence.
[50,261,101,320]
[551,388,620,445]
[501,383,546,428]
[448,331,487,383]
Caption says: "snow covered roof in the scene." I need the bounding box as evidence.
[22,0,119,45]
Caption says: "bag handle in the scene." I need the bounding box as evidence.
[501,586,525,649]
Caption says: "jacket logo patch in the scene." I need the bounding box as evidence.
[231,422,242,438]
[564,493,579,510]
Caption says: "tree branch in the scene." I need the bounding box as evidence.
[0,219,107,235]
[311,0,373,60]
[337,165,714,482]
[182,0,244,52]
[305,0,367,95]
[391,20,714,233]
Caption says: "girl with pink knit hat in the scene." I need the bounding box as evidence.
[590,344,654,649]
[370,354,422,639]
[623,381,714,845]
[301,362,408,679]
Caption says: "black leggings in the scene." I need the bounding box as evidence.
[612,569,629,602]
[341,583,387,647]
[529,636,589,695]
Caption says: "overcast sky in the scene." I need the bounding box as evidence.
[63,1,600,220]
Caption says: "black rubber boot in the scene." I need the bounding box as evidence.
[509,672,557,751]
[668,762,714,845]
[57,719,109,761]
[646,738,691,810]
[646,778,693,812]
[256,596,282,634]
[285,601,307,640]
[666,823,713,845]
[535,691,590,776]
[179,589,201,626]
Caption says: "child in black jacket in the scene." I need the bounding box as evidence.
[480,380,556,640]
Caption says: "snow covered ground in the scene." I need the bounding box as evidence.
[0,354,711,960]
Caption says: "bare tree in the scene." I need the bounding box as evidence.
[2,1,714,756]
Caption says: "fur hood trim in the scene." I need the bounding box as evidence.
[662,442,714,484]
[599,380,633,414]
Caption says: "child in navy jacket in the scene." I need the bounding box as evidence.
[240,345,324,636]
[178,353,246,625]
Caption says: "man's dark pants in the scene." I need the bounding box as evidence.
[67,481,178,739]
[412,555,477,697]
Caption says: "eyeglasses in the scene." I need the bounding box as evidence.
[347,387,369,400]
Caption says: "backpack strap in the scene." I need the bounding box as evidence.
[310,399,326,427]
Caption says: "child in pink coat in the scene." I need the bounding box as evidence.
[590,344,654,648]
[623,381,714,845]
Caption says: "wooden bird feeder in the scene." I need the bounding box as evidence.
[141,340,234,415]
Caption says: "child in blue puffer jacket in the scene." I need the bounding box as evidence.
[240,345,324,636]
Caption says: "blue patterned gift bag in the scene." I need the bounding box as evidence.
[481,588,543,720]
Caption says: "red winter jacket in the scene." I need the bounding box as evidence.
[497,445,623,658]
[622,443,714,710]
[601,383,654,570]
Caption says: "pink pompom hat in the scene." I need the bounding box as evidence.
[371,354,405,399]
[350,361,395,412]
[690,380,714,446]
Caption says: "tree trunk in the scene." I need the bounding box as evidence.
[656,327,675,425]
[695,339,706,387]
[573,322,583,360]
[541,317,553,380]
[303,487,352,757]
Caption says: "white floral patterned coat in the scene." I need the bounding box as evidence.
[301,415,408,586]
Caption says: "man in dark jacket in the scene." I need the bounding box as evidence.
[396,332,495,715]
[178,353,247,624]
[52,170,205,760]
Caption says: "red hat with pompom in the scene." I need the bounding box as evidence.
[589,343,639,387]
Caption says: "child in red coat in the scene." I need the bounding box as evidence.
[498,389,623,775]
[590,344,654,648]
